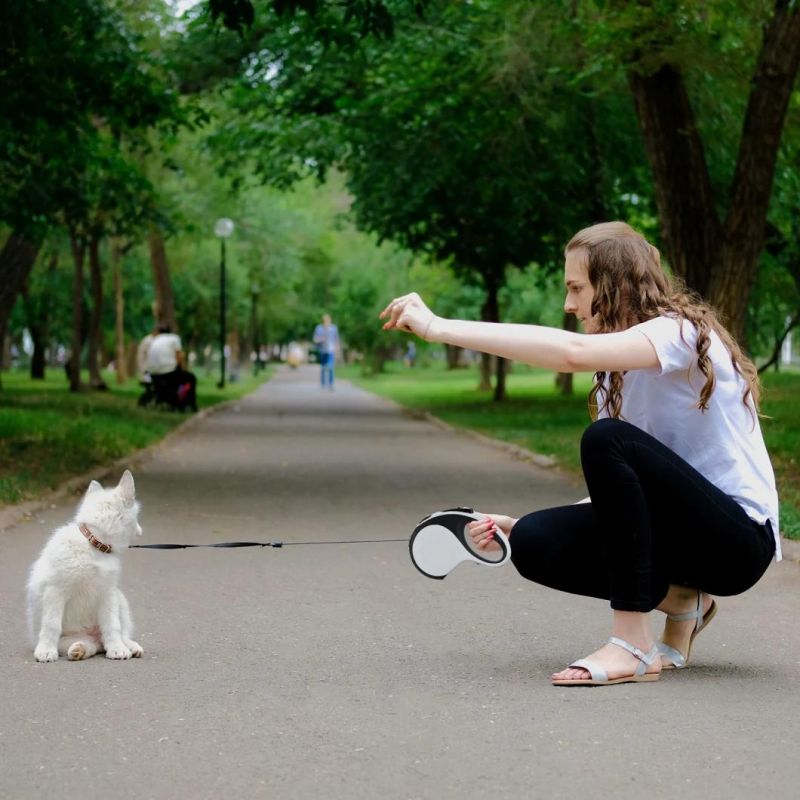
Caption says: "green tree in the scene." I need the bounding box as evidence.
[578,0,800,341]
[0,0,181,387]
[186,0,649,398]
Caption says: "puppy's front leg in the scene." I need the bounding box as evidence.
[34,586,66,662]
[117,589,143,658]
[98,591,131,660]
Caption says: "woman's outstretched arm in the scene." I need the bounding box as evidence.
[380,293,660,374]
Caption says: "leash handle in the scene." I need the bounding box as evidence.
[409,507,511,580]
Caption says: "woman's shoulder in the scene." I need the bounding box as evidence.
[634,314,697,344]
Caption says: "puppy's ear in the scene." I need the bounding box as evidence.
[86,480,103,495]
[118,470,135,502]
[117,469,136,500]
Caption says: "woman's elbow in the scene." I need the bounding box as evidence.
[561,339,592,373]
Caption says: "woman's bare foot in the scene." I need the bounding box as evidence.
[657,586,715,668]
[467,513,517,552]
[551,611,661,683]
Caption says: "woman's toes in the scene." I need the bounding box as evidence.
[551,666,589,681]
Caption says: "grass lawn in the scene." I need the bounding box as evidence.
[342,361,800,539]
[0,367,270,506]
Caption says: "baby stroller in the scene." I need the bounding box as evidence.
[137,377,156,408]
[139,371,197,412]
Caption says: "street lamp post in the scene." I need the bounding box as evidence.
[251,281,262,374]
[214,218,234,388]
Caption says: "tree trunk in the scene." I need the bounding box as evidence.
[627,63,723,298]
[0,233,42,386]
[148,228,176,330]
[112,239,127,383]
[627,1,800,342]
[1,331,11,370]
[22,251,57,380]
[555,312,578,395]
[708,1,800,338]
[445,344,465,369]
[757,310,800,374]
[481,275,506,402]
[478,352,492,391]
[87,233,107,389]
[69,231,86,392]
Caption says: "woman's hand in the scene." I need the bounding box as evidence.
[379,293,438,341]
[467,513,517,553]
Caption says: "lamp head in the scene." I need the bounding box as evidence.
[214,218,235,238]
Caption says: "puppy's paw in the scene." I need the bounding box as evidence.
[34,646,59,663]
[105,643,132,660]
[125,639,143,658]
[67,642,89,661]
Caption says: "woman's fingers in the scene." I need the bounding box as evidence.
[379,294,413,321]
[468,518,497,549]
[379,293,429,335]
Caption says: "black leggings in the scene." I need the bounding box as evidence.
[510,419,775,612]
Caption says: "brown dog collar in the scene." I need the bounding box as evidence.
[79,523,113,554]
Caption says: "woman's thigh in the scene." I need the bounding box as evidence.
[509,499,774,605]
[582,419,775,596]
[510,503,613,602]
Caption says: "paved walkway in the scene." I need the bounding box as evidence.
[1,366,798,799]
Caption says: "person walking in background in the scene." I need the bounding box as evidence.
[404,340,417,368]
[313,313,340,390]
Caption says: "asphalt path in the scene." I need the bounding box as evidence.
[1,365,798,799]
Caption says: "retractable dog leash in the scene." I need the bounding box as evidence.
[408,507,511,579]
[129,538,407,549]
[130,507,511,579]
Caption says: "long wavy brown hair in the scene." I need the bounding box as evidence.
[565,222,760,420]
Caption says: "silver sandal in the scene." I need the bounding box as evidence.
[658,591,718,669]
[552,636,661,686]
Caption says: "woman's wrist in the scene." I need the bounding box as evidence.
[423,315,444,343]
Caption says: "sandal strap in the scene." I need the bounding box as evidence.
[657,642,687,668]
[666,591,703,630]
[567,658,607,683]
[608,636,659,675]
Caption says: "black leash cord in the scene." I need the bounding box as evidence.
[129,538,408,550]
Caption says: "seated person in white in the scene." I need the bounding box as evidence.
[146,324,197,411]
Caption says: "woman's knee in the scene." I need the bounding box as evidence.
[580,418,639,467]
[581,417,622,448]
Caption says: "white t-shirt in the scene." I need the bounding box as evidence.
[136,334,154,380]
[599,316,780,561]
[146,333,182,375]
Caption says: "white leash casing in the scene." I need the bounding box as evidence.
[409,507,511,579]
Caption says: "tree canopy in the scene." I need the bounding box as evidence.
[1,0,799,392]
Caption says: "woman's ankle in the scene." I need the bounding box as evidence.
[656,585,709,617]
[611,610,654,651]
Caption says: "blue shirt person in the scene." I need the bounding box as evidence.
[313,313,340,389]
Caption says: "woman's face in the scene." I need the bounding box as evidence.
[564,249,598,333]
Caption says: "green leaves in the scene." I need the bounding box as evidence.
[0,0,180,236]
[207,0,406,39]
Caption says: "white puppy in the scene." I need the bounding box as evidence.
[27,470,144,662]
